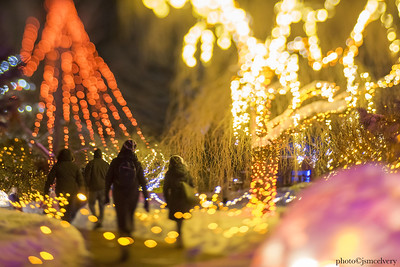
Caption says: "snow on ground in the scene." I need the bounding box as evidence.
[0,207,89,267]
[0,190,278,266]
[72,196,279,257]
[252,164,400,267]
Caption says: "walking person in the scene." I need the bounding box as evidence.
[163,155,195,248]
[105,140,150,261]
[84,148,109,229]
[44,149,85,223]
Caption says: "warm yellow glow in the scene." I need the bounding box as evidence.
[28,256,43,264]
[169,0,187,9]
[167,231,179,239]
[40,226,52,234]
[165,236,177,244]
[80,209,90,215]
[208,223,218,230]
[144,239,157,248]
[137,0,400,214]
[182,212,192,219]
[88,215,98,222]
[60,221,70,228]
[151,226,162,234]
[388,31,396,42]
[40,252,54,260]
[77,193,87,201]
[118,237,134,246]
[174,212,183,219]
[103,232,116,240]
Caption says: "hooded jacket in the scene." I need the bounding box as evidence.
[105,145,149,199]
[44,149,84,196]
[163,155,194,220]
[84,149,110,191]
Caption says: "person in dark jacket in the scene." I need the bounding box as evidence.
[44,149,85,222]
[105,140,149,237]
[163,155,195,248]
[84,148,109,229]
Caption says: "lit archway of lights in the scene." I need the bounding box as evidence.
[20,0,166,193]
[143,0,400,214]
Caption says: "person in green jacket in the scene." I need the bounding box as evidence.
[44,149,85,222]
[84,148,110,229]
[163,155,195,248]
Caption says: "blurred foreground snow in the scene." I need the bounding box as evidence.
[0,208,89,267]
[252,164,400,267]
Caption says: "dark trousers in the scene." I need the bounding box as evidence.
[64,195,79,223]
[113,188,139,236]
[88,190,105,223]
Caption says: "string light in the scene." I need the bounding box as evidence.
[142,0,400,213]
[20,0,155,160]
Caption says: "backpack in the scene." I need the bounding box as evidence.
[115,159,137,187]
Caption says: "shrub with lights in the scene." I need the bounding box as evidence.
[0,138,47,194]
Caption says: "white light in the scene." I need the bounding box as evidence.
[18,79,27,88]
[291,257,319,267]
[169,0,187,9]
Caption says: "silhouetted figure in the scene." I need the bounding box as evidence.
[84,148,109,229]
[105,140,149,261]
[44,149,84,222]
[163,155,195,248]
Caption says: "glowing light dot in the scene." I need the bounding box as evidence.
[207,208,216,215]
[174,212,183,219]
[387,31,396,42]
[61,221,71,228]
[40,252,54,260]
[144,239,157,248]
[316,9,328,21]
[40,226,52,234]
[164,237,176,244]
[28,256,43,264]
[167,231,179,239]
[103,232,115,240]
[18,79,27,88]
[169,0,186,8]
[186,57,197,67]
[151,226,162,234]
[118,237,134,246]
[80,209,90,215]
[153,3,170,18]
[182,212,192,219]
[208,223,218,230]
[77,193,87,201]
[312,62,322,70]
[88,215,98,222]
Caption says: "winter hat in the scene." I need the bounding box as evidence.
[57,148,74,162]
[94,148,102,158]
[169,155,184,167]
[123,140,136,151]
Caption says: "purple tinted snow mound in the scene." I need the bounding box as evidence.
[252,164,400,267]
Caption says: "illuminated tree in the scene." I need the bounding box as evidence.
[20,0,152,163]
[140,0,400,212]
[0,138,47,194]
